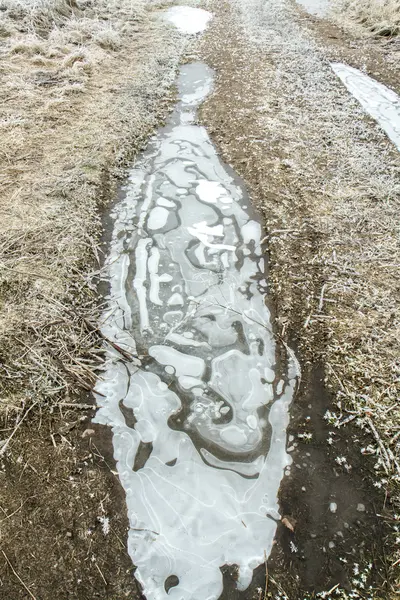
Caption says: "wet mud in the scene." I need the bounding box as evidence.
[269,358,392,597]
[0,408,142,600]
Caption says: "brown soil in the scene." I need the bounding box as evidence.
[0,407,142,599]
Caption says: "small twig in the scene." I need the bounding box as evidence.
[389,430,400,445]
[95,561,108,586]
[392,557,400,568]
[326,583,340,594]
[261,226,305,244]
[318,283,327,312]
[0,500,24,523]
[366,417,391,474]
[110,527,126,550]
[268,575,289,598]
[0,401,39,457]
[91,442,120,482]
[337,414,357,428]
[58,402,94,410]
[327,364,346,392]
[263,550,269,600]
[82,318,136,362]
[2,551,38,600]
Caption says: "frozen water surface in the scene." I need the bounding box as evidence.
[95,63,298,600]
[332,63,400,151]
[295,0,330,18]
[164,6,212,34]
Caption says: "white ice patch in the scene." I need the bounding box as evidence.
[149,346,205,378]
[164,6,212,35]
[156,197,176,208]
[147,206,170,230]
[187,222,236,251]
[332,63,400,151]
[94,63,297,600]
[196,180,234,204]
[295,0,330,17]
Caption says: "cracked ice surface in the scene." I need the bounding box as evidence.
[94,63,297,600]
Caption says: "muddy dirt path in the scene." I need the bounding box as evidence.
[1,0,399,599]
[93,0,400,598]
[92,0,399,598]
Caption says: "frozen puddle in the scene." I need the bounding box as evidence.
[95,63,298,600]
[295,0,330,18]
[164,6,212,34]
[332,63,400,151]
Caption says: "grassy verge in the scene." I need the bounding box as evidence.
[330,0,400,37]
[0,0,184,439]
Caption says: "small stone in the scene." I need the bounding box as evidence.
[82,428,95,438]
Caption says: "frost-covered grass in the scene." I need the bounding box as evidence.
[331,0,400,37]
[0,0,183,424]
[0,0,146,48]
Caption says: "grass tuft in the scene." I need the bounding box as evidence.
[331,0,400,37]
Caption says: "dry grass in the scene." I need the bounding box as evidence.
[331,0,400,37]
[0,0,184,430]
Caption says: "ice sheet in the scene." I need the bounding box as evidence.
[94,62,298,600]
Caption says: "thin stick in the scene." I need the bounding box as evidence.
[58,402,94,410]
[82,317,136,361]
[392,557,400,568]
[0,401,39,457]
[0,498,30,523]
[2,551,38,600]
[95,561,108,586]
[366,417,391,474]
[263,550,269,600]
[318,283,327,312]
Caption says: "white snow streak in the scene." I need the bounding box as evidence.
[332,63,400,152]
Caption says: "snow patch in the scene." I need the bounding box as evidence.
[332,63,400,151]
